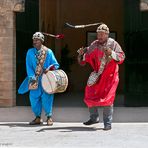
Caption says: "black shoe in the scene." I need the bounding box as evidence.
[103,126,112,131]
[29,116,43,125]
[83,119,99,125]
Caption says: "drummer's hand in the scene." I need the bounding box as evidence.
[49,65,55,71]
[103,47,112,57]
[43,68,49,74]
[43,65,55,74]
[77,47,85,55]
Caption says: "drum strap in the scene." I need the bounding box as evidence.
[35,45,48,77]
[87,41,110,86]
[29,45,48,90]
[87,54,106,86]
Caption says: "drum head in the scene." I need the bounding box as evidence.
[42,69,68,94]
[42,71,57,94]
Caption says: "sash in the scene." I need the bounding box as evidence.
[87,54,106,86]
[29,45,47,90]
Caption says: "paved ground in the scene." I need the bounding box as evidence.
[0,122,148,148]
[0,106,148,148]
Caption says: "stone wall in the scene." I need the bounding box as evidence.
[0,0,24,106]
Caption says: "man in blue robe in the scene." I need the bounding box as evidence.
[18,32,59,125]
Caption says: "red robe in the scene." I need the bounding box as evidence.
[79,39,125,107]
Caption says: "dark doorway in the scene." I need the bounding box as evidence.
[124,0,148,106]
[16,0,39,106]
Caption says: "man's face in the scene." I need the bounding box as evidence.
[97,32,108,44]
[33,38,42,49]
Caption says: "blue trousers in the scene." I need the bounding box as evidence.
[29,92,54,118]
[89,105,113,128]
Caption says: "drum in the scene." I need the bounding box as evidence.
[41,69,68,94]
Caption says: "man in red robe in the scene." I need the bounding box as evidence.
[77,23,125,130]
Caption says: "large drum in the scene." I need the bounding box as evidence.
[41,69,68,94]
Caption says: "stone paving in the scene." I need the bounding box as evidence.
[0,107,148,148]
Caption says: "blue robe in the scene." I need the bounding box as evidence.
[18,47,59,117]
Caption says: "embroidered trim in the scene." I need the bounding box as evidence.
[87,54,106,86]
[29,45,47,90]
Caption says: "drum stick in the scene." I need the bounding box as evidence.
[42,32,64,39]
[65,22,103,28]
